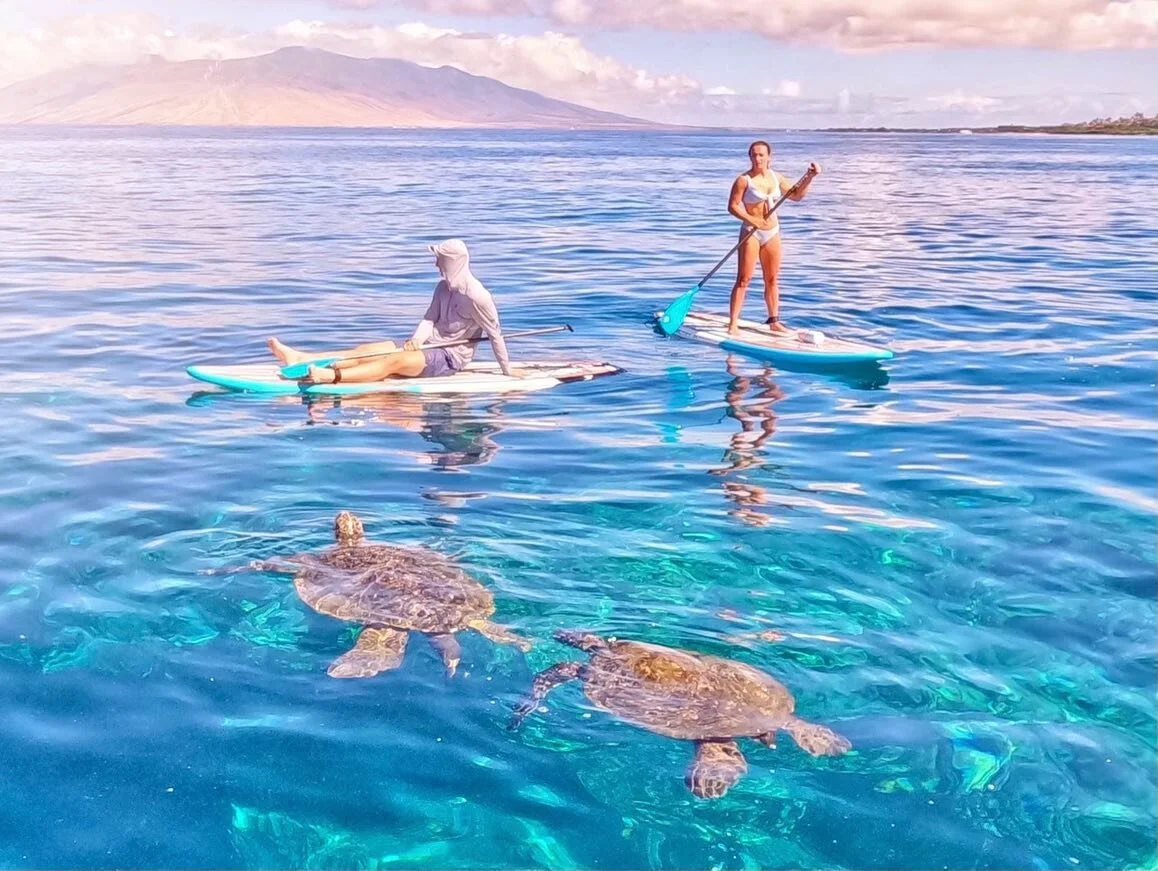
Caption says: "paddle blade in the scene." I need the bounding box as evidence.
[656,285,700,336]
[279,357,337,379]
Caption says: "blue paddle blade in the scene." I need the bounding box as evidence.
[656,284,701,336]
[279,357,338,379]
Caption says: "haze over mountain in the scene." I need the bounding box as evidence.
[0,46,657,128]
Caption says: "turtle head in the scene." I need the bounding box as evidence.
[333,511,365,546]
[553,629,608,654]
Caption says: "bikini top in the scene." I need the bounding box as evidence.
[742,175,778,205]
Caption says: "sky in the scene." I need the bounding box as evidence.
[1,0,1156,127]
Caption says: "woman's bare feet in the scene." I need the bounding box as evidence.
[267,337,301,366]
[300,364,337,384]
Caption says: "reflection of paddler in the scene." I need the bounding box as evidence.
[709,355,786,527]
[709,355,784,477]
[304,393,507,470]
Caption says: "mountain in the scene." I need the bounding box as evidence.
[0,46,658,129]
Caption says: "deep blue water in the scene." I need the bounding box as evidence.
[0,127,1154,870]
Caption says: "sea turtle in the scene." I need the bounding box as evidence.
[510,630,851,799]
[254,511,530,679]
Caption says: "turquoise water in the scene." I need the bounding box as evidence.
[0,127,1154,869]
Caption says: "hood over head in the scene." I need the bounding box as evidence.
[428,238,475,293]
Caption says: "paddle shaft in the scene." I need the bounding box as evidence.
[696,170,813,289]
[319,324,572,367]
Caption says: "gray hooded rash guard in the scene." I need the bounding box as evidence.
[410,239,511,376]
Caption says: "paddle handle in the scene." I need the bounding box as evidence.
[697,169,814,288]
[281,324,573,378]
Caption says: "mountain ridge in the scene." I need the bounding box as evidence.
[0,46,666,129]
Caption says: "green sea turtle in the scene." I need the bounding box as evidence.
[254,511,530,678]
[510,630,851,799]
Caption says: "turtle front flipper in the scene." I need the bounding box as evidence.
[469,618,532,653]
[429,633,462,678]
[686,739,748,799]
[328,627,408,678]
[783,717,851,756]
[508,661,583,730]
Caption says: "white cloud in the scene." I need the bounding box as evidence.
[273,20,702,112]
[927,90,1004,112]
[381,0,1158,51]
[0,14,263,87]
[705,85,736,96]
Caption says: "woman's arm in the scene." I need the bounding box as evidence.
[728,175,772,229]
[781,162,821,201]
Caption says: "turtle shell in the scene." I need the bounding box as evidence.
[580,640,795,740]
[294,546,494,634]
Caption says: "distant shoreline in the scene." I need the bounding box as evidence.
[809,117,1158,136]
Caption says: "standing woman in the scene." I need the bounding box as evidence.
[727,140,820,335]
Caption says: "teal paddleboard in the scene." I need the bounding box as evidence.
[187,360,622,396]
[659,310,893,365]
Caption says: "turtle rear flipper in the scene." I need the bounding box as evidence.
[328,627,408,678]
[783,717,851,756]
[686,739,747,799]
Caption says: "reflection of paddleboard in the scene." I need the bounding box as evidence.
[659,310,893,365]
[186,360,622,396]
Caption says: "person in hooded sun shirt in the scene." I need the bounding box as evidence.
[267,239,514,383]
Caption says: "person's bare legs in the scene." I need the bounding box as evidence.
[758,236,790,334]
[727,235,759,335]
[267,338,399,367]
[302,349,428,384]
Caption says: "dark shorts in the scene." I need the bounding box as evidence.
[420,347,462,378]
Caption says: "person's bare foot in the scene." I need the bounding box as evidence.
[726,322,740,336]
[267,337,300,366]
[766,319,792,335]
[301,364,337,384]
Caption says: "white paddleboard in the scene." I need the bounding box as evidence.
[661,310,893,365]
[187,360,622,396]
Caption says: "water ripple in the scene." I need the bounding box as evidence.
[0,127,1154,870]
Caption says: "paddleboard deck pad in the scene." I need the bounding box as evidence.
[659,310,893,365]
[187,360,622,395]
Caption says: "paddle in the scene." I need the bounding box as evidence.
[655,168,814,336]
[278,325,574,379]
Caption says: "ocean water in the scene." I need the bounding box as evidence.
[0,126,1154,870]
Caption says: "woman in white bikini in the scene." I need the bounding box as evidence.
[727,140,820,335]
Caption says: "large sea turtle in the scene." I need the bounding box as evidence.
[510,630,851,799]
[254,511,530,678]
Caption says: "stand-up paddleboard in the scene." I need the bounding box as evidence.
[658,310,893,366]
[187,360,622,396]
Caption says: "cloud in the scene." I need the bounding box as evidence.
[927,90,1004,112]
[0,14,264,88]
[271,19,702,113]
[372,0,1158,52]
[766,80,802,98]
